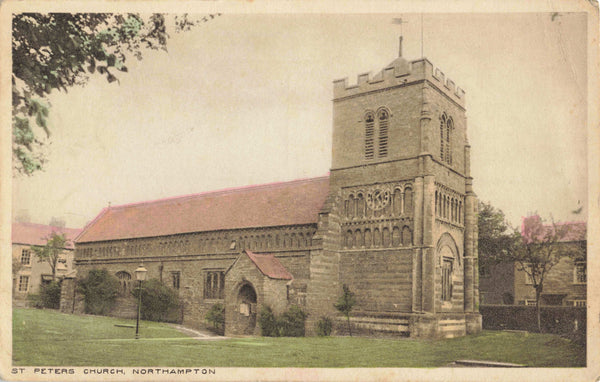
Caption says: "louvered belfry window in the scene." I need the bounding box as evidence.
[378,109,389,157]
[365,108,390,160]
[365,112,375,159]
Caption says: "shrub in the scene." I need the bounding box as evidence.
[131,278,181,322]
[259,305,307,337]
[258,305,278,337]
[278,305,307,337]
[27,293,43,309]
[316,316,333,336]
[205,303,225,335]
[77,269,120,315]
[40,281,61,309]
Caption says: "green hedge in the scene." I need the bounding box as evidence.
[259,305,307,337]
[131,278,182,323]
[77,269,120,315]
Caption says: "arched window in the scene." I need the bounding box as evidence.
[378,109,389,157]
[347,195,355,218]
[373,228,381,247]
[402,226,412,246]
[346,230,353,248]
[392,226,401,247]
[446,117,453,164]
[393,189,402,216]
[440,113,453,165]
[382,227,390,247]
[364,229,372,248]
[440,113,446,160]
[357,194,365,218]
[116,271,132,296]
[365,111,375,159]
[404,188,413,215]
[355,229,364,247]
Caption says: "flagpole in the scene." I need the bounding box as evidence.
[421,13,424,58]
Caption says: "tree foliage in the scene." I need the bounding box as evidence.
[477,201,519,266]
[510,215,586,332]
[12,12,220,175]
[334,284,356,336]
[31,232,67,280]
[205,303,225,335]
[131,278,181,323]
[77,268,120,315]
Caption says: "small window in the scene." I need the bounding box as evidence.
[574,262,586,284]
[18,275,29,292]
[205,271,225,299]
[20,249,31,265]
[172,271,181,290]
[571,300,586,307]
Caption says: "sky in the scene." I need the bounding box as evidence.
[11,12,590,230]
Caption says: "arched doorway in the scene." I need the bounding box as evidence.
[237,283,258,335]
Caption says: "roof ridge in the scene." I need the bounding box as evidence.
[107,175,330,211]
[12,221,81,232]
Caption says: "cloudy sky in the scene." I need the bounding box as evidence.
[11,11,590,229]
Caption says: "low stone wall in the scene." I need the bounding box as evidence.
[331,311,480,339]
[480,305,586,335]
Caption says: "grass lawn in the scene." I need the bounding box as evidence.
[13,308,585,367]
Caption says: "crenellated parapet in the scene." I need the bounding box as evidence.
[333,57,466,108]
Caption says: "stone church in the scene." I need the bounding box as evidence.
[65,45,482,338]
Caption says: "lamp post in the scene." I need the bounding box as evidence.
[134,263,147,339]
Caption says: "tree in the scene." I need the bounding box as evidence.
[334,284,356,336]
[511,215,586,332]
[31,232,67,280]
[77,268,120,315]
[12,13,220,175]
[131,278,181,322]
[477,201,519,267]
[205,303,225,335]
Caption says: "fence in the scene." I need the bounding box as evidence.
[480,304,586,335]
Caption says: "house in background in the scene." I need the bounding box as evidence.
[479,218,586,307]
[12,222,82,303]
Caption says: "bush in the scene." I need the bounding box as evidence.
[40,281,61,309]
[77,269,120,315]
[258,305,278,337]
[205,303,225,335]
[316,316,333,336]
[131,278,181,323]
[278,305,307,337]
[259,305,307,337]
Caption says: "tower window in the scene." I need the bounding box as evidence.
[378,109,389,157]
[365,112,375,159]
[364,108,390,160]
[440,113,453,165]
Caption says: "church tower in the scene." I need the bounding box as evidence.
[307,43,482,337]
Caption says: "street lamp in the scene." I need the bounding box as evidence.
[134,263,148,339]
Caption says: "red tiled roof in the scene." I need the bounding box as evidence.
[521,216,586,243]
[76,176,330,243]
[245,250,293,280]
[12,222,82,249]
